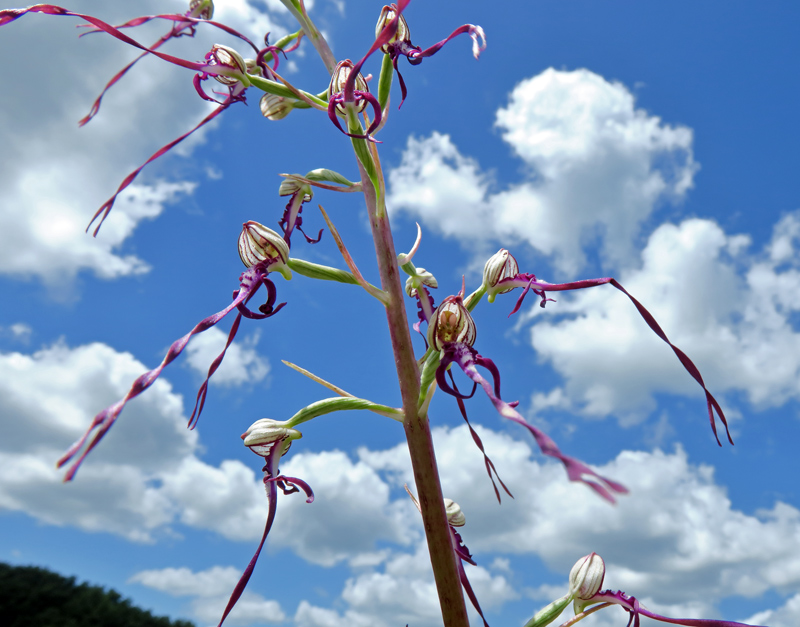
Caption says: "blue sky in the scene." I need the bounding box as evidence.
[1,1,799,626]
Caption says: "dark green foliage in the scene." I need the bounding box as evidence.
[0,562,196,627]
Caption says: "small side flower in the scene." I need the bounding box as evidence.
[216,419,312,627]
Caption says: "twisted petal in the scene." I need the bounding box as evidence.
[438,343,628,503]
[503,274,733,446]
[218,441,312,627]
[57,264,271,480]
[590,590,766,627]
[406,23,486,65]
[77,12,257,125]
[87,96,239,235]
[326,90,383,142]
[449,527,489,627]
[448,370,512,504]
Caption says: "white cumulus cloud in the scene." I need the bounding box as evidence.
[131,565,286,626]
[387,68,697,275]
[0,0,290,289]
[525,213,800,425]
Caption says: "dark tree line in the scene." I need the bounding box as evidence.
[0,562,195,627]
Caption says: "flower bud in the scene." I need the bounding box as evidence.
[569,553,605,613]
[241,418,301,457]
[483,249,519,297]
[375,5,411,53]
[208,44,248,86]
[328,60,369,114]
[189,0,214,20]
[443,498,465,527]
[239,221,291,279]
[404,267,438,297]
[427,295,477,351]
[278,177,313,201]
[259,93,295,120]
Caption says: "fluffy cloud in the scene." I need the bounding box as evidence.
[0,0,286,287]
[387,68,697,275]
[131,566,286,626]
[526,213,800,424]
[295,541,517,627]
[1,335,793,626]
[746,593,800,627]
[0,339,268,543]
[183,328,271,387]
[269,449,419,566]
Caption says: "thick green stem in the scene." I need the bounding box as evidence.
[356,157,470,627]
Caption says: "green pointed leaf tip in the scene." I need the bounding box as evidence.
[287,397,402,427]
[418,350,441,409]
[378,52,394,110]
[523,595,572,627]
[287,258,361,285]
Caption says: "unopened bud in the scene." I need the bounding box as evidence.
[241,418,301,457]
[278,177,313,200]
[483,249,519,298]
[189,0,214,20]
[208,44,247,86]
[239,221,291,279]
[444,498,465,527]
[427,295,477,351]
[260,93,295,120]
[569,553,605,614]
[375,5,411,53]
[328,60,369,114]
[405,267,438,297]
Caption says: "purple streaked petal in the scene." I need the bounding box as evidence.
[0,6,231,76]
[77,13,257,125]
[327,91,383,142]
[57,265,269,480]
[407,23,486,65]
[450,527,489,627]
[591,590,766,627]
[80,13,258,53]
[444,343,628,503]
[188,312,244,430]
[345,0,412,101]
[86,97,237,235]
[449,372,513,504]
[504,273,732,446]
[275,475,315,503]
[217,476,277,627]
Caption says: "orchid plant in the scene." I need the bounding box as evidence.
[0,2,767,627]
